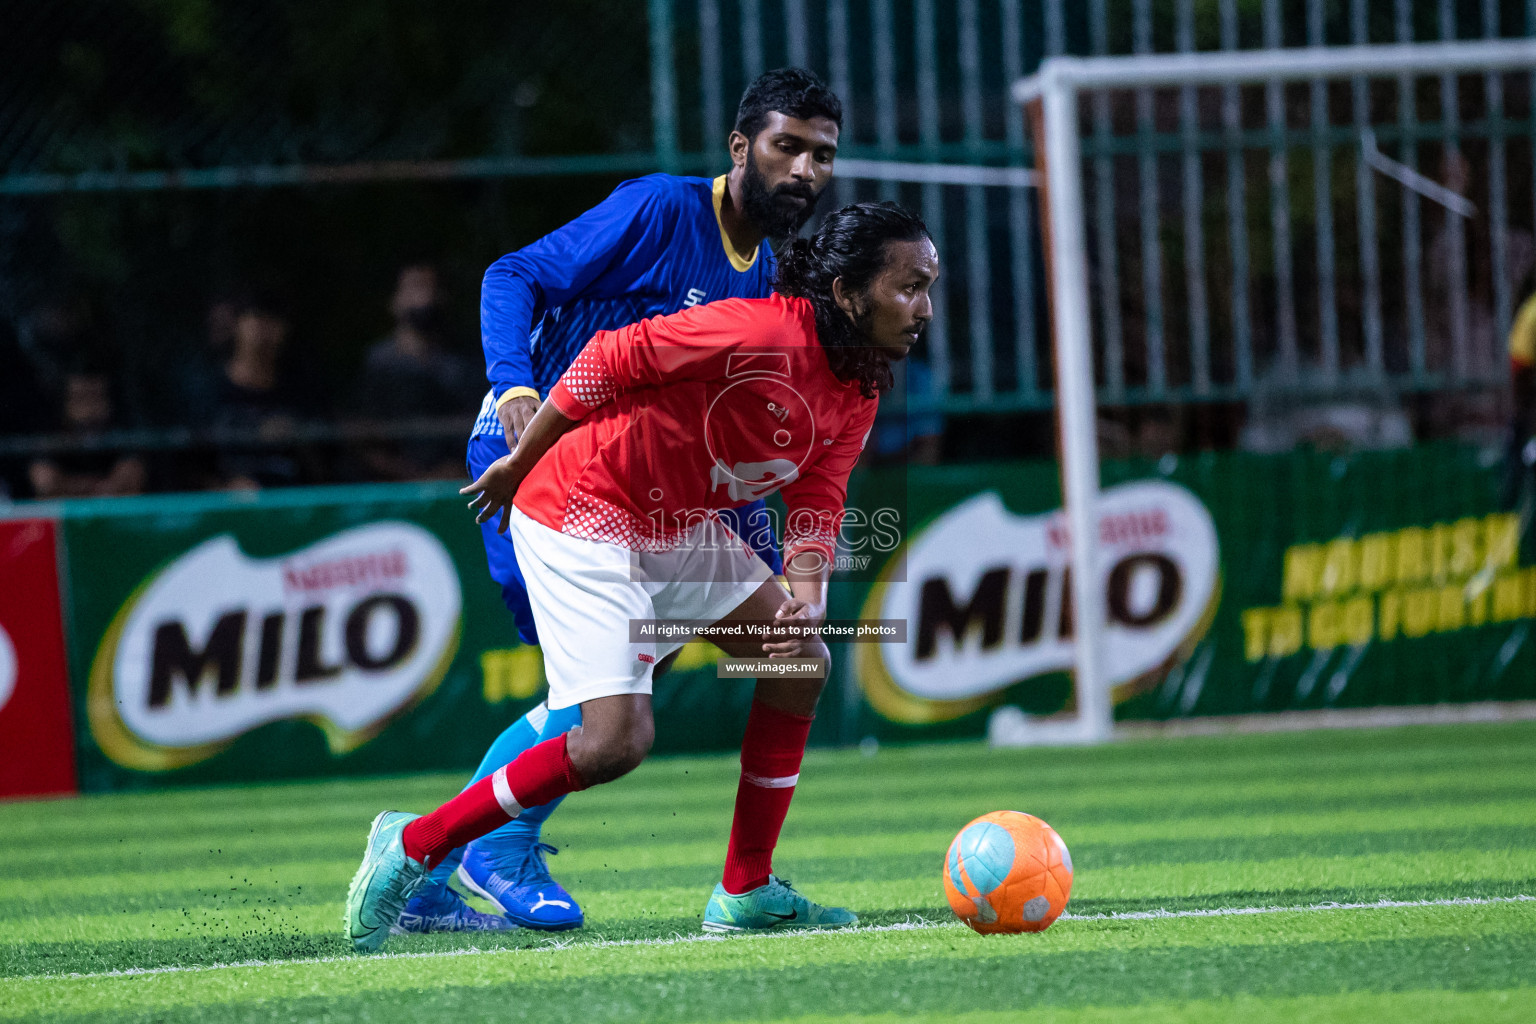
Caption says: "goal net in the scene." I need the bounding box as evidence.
[1007,39,1536,745]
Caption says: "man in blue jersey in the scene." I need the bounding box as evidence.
[395,68,842,935]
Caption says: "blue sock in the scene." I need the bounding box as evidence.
[471,702,583,860]
[466,706,545,786]
[417,702,581,893]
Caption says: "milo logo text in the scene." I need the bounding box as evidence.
[857,482,1219,723]
[89,523,461,771]
[146,593,421,707]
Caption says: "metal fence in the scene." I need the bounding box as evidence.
[3,1,1534,427]
[645,1,1536,416]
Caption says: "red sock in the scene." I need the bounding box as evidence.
[721,699,814,894]
[402,733,587,866]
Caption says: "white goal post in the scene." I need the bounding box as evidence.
[1004,38,1536,748]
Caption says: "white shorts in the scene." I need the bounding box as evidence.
[506,507,774,709]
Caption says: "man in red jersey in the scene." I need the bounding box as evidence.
[344,202,938,951]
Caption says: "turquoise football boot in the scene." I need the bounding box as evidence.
[702,875,859,933]
[345,811,430,952]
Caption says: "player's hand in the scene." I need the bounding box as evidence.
[461,454,529,534]
[496,395,540,452]
[762,597,826,658]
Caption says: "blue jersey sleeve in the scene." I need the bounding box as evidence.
[480,176,678,395]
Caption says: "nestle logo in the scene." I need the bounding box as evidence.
[282,550,407,593]
[637,653,655,664]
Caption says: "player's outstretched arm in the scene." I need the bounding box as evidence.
[762,400,880,657]
[461,401,577,533]
[482,177,677,430]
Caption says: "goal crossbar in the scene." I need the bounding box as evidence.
[1012,38,1536,104]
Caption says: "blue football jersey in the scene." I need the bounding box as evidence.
[472,174,778,440]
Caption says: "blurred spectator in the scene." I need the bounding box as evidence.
[16,292,92,404]
[0,317,40,430]
[348,263,481,480]
[874,356,944,465]
[173,290,245,427]
[1,323,44,439]
[27,364,146,499]
[210,289,312,490]
[1238,381,1413,455]
[0,319,44,499]
[1503,289,1536,511]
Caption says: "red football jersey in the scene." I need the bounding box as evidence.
[515,294,879,565]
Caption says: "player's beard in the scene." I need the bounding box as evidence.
[822,302,899,398]
[740,150,821,239]
[849,301,909,364]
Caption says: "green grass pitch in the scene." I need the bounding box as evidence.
[2,721,1534,1022]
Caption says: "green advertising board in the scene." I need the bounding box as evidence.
[837,442,1536,742]
[54,443,1536,792]
[58,483,798,793]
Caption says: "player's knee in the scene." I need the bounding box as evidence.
[579,719,653,784]
[614,719,655,775]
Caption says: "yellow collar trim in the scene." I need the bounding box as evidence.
[713,175,759,272]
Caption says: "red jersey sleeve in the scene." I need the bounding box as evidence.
[548,298,785,420]
[778,397,879,568]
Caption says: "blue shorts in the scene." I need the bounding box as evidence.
[467,434,783,646]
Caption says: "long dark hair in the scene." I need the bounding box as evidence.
[774,201,930,399]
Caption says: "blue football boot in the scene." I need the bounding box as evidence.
[456,840,584,931]
[393,883,519,935]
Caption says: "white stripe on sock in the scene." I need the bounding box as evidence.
[491,766,523,817]
[742,771,799,789]
[527,701,549,733]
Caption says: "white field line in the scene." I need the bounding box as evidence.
[1110,700,1536,741]
[6,894,1533,985]
[1061,894,1536,921]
